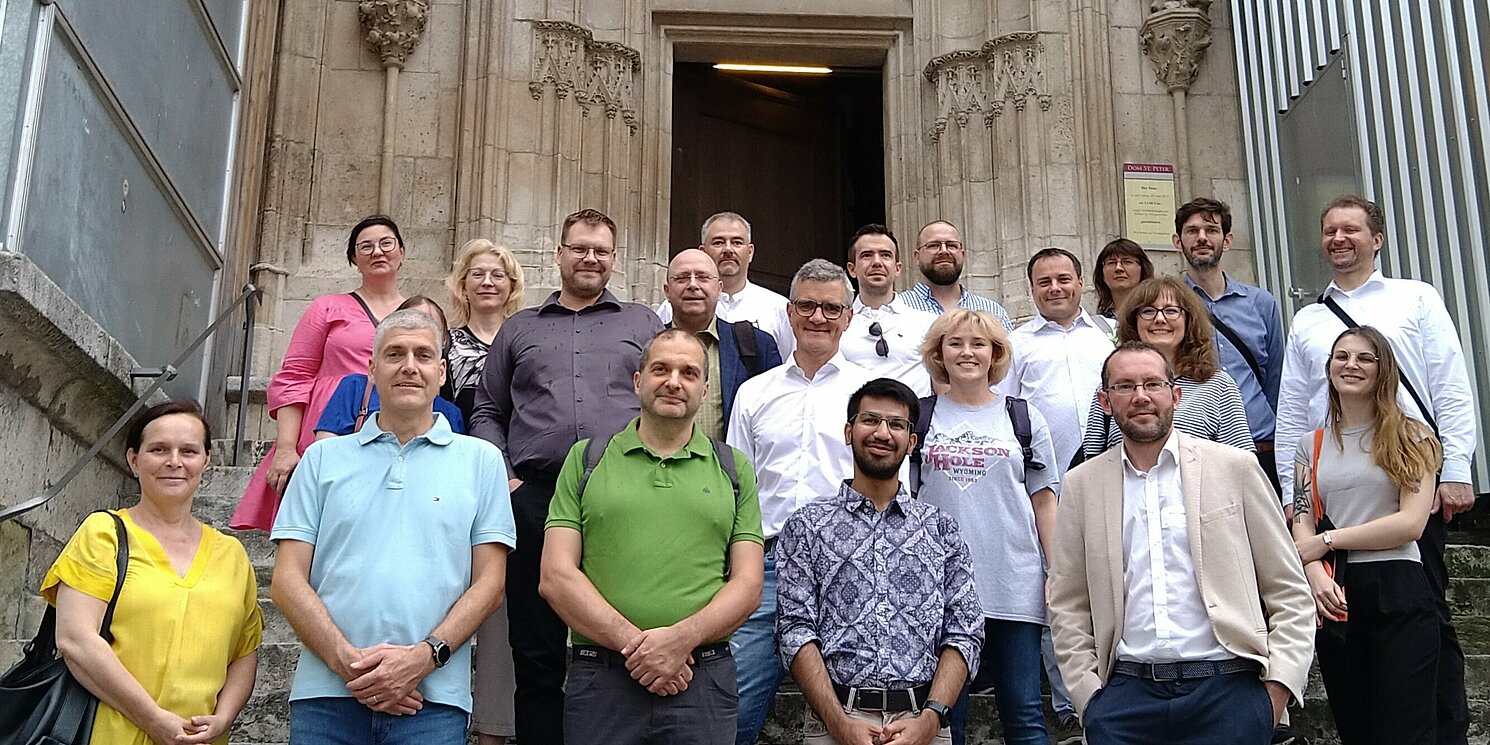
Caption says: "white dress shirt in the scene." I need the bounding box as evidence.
[841,294,938,396]
[1000,310,1114,474]
[658,281,795,360]
[1275,271,1477,500]
[726,352,874,538]
[1116,432,1230,663]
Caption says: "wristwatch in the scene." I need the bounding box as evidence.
[922,699,951,728]
[423,636,452,668]
[1321,531,1334,548]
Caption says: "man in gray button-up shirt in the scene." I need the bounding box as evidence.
[469,208,663,745]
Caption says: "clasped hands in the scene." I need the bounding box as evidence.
[620,625,697,697]
[338,642,436,715]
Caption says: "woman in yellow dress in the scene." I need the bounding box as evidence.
[42,399,263,744]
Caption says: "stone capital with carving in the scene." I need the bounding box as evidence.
[530,20,642,133]
[922,32,1051,140]
[358,0,430,69]
[1140,4,1214,93]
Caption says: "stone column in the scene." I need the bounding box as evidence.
[1140,0,1214,199]
[359,0,430,212]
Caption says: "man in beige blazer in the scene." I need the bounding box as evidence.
[1049,341,1314,745]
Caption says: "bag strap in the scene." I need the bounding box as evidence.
[1004,396,1046,473]
[1310,428,1326,522]
[98,510,129,642]
[730,320,760,374]
[1090,313,1114,337]
[908,394,939,495]
[353,376,376,432]
[348,292,381,327]
[579,432,741,504]
[1318,295,1439,435]
[711,437,742,504]
[1208,311,1265,386]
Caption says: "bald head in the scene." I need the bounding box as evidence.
[665,248,722,331]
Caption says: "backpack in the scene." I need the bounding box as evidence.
[577,432,741,502]
[908,394,1045,495]
[730,320,767,376]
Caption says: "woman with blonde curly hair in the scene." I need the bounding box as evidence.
[443,238,525,745]
[915,308,1060,745]
[1291,326,1443,745]
[1080,276,1253,457]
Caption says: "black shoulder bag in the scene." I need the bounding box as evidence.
[0,510,129,745]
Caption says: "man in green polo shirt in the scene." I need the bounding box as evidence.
[540,328,766,745]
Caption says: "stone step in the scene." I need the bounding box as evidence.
[1450,545,1490,579]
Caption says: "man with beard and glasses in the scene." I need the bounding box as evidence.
[1174,198,1285,495]
[842,224,938,396]
[776,377,983,745]
[1048,342,1313,745]
[901,220,1013,331]
[657,211,795,360]
[540,329,764,744]
[469,208,664,745]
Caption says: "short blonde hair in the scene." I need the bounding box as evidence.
[919,309,1012,386]
[446,239,525,325]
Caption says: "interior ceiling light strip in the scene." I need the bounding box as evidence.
[713,63,832,74]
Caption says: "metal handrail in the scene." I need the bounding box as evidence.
[0,283,263,523]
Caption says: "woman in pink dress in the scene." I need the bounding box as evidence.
[230,215,407,530]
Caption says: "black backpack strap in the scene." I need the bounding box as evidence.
[576,433,616,499]
[98,510,129,642]
[731,321,761,375]
[1319,295,1439,435]
[908,394,938,495]
[1207,311,1265,386]
[711,437,742,503]
[1004,396,1046,472]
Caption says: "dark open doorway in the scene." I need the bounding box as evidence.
[669,62,885,294]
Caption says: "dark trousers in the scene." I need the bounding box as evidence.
[1083,670,1273,745]
[1255,447,1282,498]
[1317,560,1439,745]
[1417,517,1470,744]
[563,647,739,744]
[508,475,567,745]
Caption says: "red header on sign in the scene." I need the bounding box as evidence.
[1123,163,1175,175]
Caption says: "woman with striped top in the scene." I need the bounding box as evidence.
[1081,276,1253,457]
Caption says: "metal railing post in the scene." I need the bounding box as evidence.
[234,284,258,466]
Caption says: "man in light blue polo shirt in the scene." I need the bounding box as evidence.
[271,309,516,745]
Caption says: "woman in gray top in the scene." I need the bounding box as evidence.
[1291,326,1442,745]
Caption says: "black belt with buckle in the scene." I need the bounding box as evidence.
[1113,658,1260,681]
[831,682,933,712]
[572,641,731,665]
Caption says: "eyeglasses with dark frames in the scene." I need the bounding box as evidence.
[561,243,616,260]
[790,299,847,320]
[850,412,912,433]
[1137,306,1185,321]
[1105,380,1175,396]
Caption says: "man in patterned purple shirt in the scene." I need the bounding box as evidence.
[776,377,983,745]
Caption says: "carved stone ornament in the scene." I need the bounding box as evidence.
[358,0,430,69]
[1140,4,1214,92]
[922,32,1051,141]
[530,20,642,133]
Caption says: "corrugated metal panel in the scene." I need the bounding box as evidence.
[1233,0,1490,490]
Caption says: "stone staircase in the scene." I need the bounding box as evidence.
[196,459,1490,744]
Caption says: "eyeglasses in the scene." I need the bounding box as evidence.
[1137,306,1185,321]
[918,240,963,254]
[562,244,616,260]
[868,321,888,357]
[1103,257,1140,269]
[355,237,400,255]
[466,269,509,282]
[668,272,719,286]
[851,412,912,433]
[1105,380,1174,396]
[1330,351,1379,366]
[790,299,848,320]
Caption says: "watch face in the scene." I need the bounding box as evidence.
[435,643,451,664]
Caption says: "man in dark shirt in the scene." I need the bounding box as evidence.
[469,208,664,745]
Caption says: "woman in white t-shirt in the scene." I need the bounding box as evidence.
[1291,326,1442,745]
[915,309,1060,745]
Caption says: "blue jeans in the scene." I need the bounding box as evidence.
[732,544,784,745]
[950,619,1047,745]
[289,697,469,745]
[1042,625,1075,719]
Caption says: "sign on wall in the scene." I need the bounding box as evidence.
[1122,163,1177,248]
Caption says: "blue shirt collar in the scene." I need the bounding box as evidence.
[1183,272,1249,300]
[357,411,455,446]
